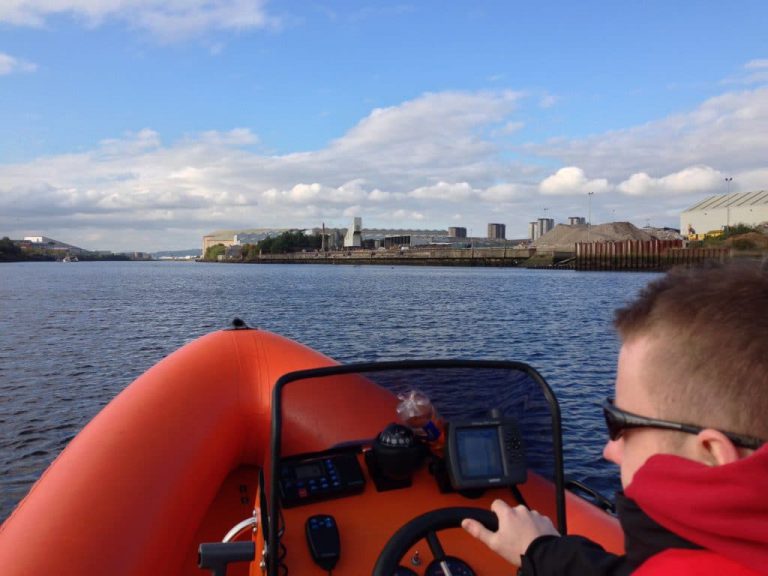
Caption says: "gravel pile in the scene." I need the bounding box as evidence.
[534,222,657,252]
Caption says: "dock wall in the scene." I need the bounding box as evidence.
[575,240,729,271]
[249,247,535,267]
[216,242,733,270]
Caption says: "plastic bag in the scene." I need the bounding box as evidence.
[396,389,441,441]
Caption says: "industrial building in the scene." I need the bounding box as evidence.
[528,218,555,241]
[681,190,768,236]
[203,222,454,255]
[361,228,459,248]
[448,227,467,238]
[343,217,362,248]
[202,228,286,254]
[333,218,449,249]
[487,223,506,239]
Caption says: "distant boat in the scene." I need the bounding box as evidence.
[62,256,79,262]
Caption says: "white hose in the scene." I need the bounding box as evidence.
[222,515,259,543]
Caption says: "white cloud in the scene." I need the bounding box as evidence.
[368,189,391,202]
[729,167,768,192]
[745,59,768,70]
[539,94,557,109]
[499,121,525,135]
[194,128,259,147]
[4,80,768,251]
[261,180,367,205]
[0,52,37,75]
[98,129,162,156]
[285,183,325,203]
[0,0,277,40]
[0,90,533,249]
[539,167,609,196]
[410,182,476,201]
[391,209,425,221]
[528,83,768,234]
[617,166,723,196]
[723,59,768,85]
[328,90,522,167]
[479,183,525,202]
[537,87,768,181]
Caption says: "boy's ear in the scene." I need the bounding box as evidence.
[694,429,741,466]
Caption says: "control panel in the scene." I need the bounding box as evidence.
[278,451,366,508]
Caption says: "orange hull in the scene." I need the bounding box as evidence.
[0,328,622,575]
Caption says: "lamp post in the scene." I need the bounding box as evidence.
[724,177,733,230]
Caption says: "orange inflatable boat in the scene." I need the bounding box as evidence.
[0,322,622,575]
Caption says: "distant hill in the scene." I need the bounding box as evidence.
[151,249,202,259]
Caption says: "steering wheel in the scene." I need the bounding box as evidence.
[372,507,498,576]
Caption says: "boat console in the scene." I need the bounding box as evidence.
[2,327,622,576]
[199,359,622,575]
[263,360,567,576]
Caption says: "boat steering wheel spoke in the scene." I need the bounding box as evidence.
[372,507,497,576]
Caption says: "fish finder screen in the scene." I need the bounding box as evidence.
[456,426,503,478]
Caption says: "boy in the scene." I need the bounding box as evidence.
[463,263,768,574]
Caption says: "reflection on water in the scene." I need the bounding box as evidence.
[0,261,660,521]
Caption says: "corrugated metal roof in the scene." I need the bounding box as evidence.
[684,190,768,212]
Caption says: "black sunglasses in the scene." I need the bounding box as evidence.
[602,398,764,450]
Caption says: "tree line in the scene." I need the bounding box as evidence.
[205,230,324,261]
[0,237,23,261]
[0,237,131,262]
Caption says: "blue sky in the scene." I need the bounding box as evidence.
[1,1,767,251]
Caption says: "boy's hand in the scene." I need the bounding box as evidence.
[461,500,560,567]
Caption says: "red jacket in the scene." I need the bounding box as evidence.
[627,444,768,575]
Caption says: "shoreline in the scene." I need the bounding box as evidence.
[203,244,752,271]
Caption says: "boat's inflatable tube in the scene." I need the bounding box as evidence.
[0,328,397,576]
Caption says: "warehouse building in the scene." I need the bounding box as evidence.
[681,190,768,236]
[202,228,287,255]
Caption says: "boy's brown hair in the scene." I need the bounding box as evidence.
[614,262,768,441]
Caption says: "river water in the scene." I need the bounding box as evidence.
[0,261,660,522]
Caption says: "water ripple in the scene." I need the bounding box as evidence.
[0,262,659,521]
